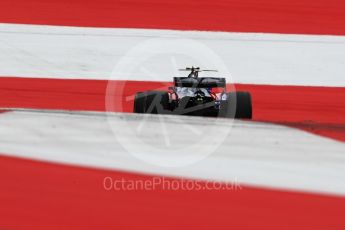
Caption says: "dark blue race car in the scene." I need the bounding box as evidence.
[133,67,252,119]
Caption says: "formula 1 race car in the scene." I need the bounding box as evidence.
[133,67,252,119]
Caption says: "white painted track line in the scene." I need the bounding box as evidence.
[0,23,344,86]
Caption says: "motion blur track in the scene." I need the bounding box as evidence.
[0,0,345,229]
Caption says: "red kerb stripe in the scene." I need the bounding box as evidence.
[0,77,344,141]
[0,0,345,35]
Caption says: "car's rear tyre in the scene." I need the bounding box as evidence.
[133,91,169,114]
[220,92,252,119]
[144,91,170,114]
[133,92,145,113]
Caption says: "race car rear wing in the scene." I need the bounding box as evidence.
[174,77,226,88]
